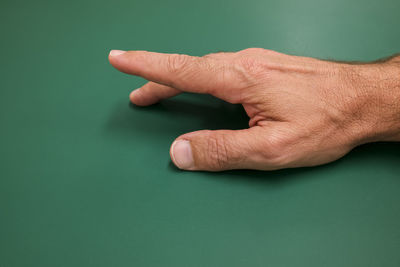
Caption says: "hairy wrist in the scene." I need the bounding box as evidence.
[343,58,400,144]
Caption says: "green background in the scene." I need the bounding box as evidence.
[1,0,400,266]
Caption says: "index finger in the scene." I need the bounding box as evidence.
[108,50,239,97]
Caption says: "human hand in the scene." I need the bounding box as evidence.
[109,48,400,171]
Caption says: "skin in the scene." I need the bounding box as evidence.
[108,48,400,171]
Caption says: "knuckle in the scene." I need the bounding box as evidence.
[240,47,267,54]
[206,134,231,170]
[166,54,191,74]
[203,52,221,58]
[237,56,260,72]
[234,56,269,80]
[213,63,231,87]
[261,134,294,167]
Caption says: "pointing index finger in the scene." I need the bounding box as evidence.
[109,50,234,96]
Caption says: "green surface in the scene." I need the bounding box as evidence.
[1,0,400,266]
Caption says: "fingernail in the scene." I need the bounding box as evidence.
[109,50,126,57]
[171,140,194,170]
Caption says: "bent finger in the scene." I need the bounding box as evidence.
[130,82,180,106]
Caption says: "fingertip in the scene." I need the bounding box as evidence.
[109,50,126,57]
[129,89,143,105]
[108,50,127,67]
[129,88,155,106]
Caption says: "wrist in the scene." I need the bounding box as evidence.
[344,60,400,144]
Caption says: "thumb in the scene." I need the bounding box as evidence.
[170,127,267,171]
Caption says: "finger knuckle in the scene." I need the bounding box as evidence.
[166,54,190,74]
[238,56,261,72]
[206,135,231,170]
[203,52,221,58]
[233,56,269,82]
[240,47,267,54]
[261,134,294,167]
